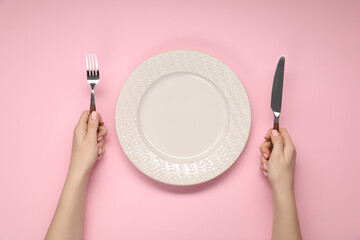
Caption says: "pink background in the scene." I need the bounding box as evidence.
[1,0,360,239]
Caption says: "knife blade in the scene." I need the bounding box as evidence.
[271,56,285,132]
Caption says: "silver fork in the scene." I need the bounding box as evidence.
[86,53,100,113]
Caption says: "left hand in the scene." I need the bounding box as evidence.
[69,110,108,175]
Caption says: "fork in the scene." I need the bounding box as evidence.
[86,53,100,113]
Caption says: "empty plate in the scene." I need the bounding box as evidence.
[115,50,251,185]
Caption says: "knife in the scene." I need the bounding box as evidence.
[271,56,285,132]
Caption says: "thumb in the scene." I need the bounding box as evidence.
[86,111,99,141]
[271,129,284,155]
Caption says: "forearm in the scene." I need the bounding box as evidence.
[272,189,302,240]
[45,168,90,240]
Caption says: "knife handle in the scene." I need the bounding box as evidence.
[273,122,279,132]
[269,123,279,152]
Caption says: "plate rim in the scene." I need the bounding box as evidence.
[115,49,252,185]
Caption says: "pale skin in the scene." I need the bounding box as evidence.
[45,111,300,240]
[260,128,302,240]
[45,111,108,240]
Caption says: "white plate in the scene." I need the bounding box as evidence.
[115,50,251,185]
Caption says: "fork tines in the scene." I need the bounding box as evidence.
[86,53,99,78]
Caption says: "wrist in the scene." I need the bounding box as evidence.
[270,177,294,198]
[68,155,95,177]
[68,164,91,182]
[272,186,295,202]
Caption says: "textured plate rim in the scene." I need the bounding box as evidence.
[115,49,252,185]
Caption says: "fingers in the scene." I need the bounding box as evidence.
[98,147,105,160]
[75,110,90,131]
[265,127,288,141]
[279,128,293,147]
[264,128,273,141]
[97,139,104,149]
[97,126,108,142]
[98,113,105,126]
[261,128,292,178]
[76,111,105,129]
[264,128,286,152]
[86,111,100,141]
[96,115,107,160]
[97,140,105,160]
[259,140,270,177]
[270,129,284,156]
[279,128,297,156]
[260,156,268,177]
[266,127,290,139]
[73,111,90,141]
[259,141,271,159]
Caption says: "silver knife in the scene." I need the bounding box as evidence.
[271,56,285,132]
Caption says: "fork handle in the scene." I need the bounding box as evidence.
[90,89,96,113]
[90,103,96,113]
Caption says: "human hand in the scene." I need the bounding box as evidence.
[259,128,297,194]
[69,111,108,176]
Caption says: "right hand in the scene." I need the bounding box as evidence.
[259,128,297,194]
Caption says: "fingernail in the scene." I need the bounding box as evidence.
[263,163,267,171]
[98,136,103,142]
[262,170,268,177]
[263,153,268,159]
[272,129,279,136]
[98,147,102,155]
[91,111,97,120]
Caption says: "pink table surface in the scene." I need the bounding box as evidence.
[1,0,360,239]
